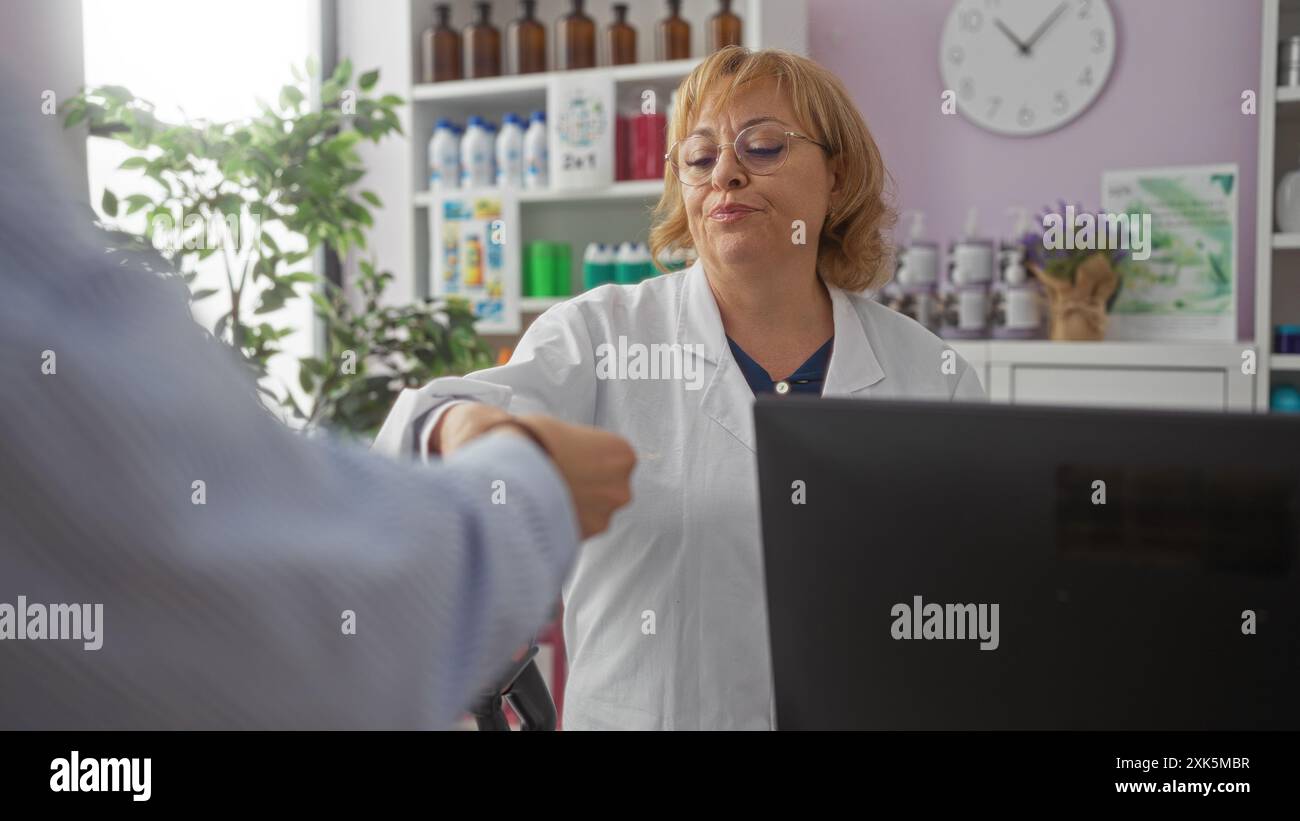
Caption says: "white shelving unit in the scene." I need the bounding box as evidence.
[1257,0,1300,410]
[338,0,808,337]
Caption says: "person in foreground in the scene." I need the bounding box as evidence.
[375,47,987,730]
[0,68,635,729]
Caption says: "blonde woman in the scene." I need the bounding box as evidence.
[375,47,986,729]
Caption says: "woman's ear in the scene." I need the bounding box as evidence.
[827,154,846,212]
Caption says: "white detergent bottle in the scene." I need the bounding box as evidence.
[496,113,525,188]
[524,110,549,190]
[428,118,460,191]
[461,116,494,189]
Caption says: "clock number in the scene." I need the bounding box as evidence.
[1079,65,1094,86]
[959,9,984,33]
[948,45,965,65]
[1052,91,1069,115]
[1078,0,1092,19]
[1091,29,1106,53]
[1017,105,1035,127]
[987,96,1002,118]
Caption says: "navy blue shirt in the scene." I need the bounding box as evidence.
[727,336,834,397]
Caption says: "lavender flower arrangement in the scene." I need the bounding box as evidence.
[1019,200,1130,284]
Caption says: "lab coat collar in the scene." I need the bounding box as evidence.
[678,260,886,452]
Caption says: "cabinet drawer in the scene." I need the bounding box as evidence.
[1009,366,1227,410]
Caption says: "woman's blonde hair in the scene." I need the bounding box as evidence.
[650,47,897,291]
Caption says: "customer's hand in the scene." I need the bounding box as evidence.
[434,403,636,539]
[514,413,636,540]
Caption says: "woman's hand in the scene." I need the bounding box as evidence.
[433,403,636,539]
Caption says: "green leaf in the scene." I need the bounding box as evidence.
[191,288,220,301]
[63,107,87,128]
[360,190,381,207]
[332,57,353,87]
[358,69,380,91]
[101,189,119,217]
[118,156,149,170]
[123,194,154,215]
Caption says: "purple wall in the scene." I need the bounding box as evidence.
[809,0,1262,340]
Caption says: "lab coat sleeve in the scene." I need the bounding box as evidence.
[373,302,599,459]
[951,361,989,402]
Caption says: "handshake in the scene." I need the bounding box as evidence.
[433,403,637,539]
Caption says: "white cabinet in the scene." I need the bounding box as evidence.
[948,342,1256,412]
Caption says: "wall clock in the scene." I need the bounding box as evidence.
[940,0,1117,136]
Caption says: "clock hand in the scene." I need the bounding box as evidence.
[1022,2,1070,55]
[993,18,1030,55]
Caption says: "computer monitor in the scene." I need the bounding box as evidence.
[755,397,1300,730]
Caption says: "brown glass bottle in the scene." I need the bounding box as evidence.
[557,0,597,70]
[607,4,638,66]
[708,0,743,53]
[465,2,502,79]
[421,4,462,83]
[507,0,547,74]
[657,0,691,62]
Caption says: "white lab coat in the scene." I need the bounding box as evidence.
[374,260,986,729]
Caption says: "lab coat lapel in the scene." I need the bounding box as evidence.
[821,282,885,398]
[678,261,757,452]
[676,265,888,452]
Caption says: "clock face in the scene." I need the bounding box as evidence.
[940,0,1116,136]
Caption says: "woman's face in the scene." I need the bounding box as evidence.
[680,78,838,273]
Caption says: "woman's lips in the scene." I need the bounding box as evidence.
[708,205,759,223]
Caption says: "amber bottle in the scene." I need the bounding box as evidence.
[465,2,502,79]
[557,0,597,70]
[607,4,638,66]
[421,3,462,83]
[657,0,691,62]
[507,0,547,74]
[708,0,743,53]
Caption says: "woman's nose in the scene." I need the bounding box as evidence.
[711,145,748,190]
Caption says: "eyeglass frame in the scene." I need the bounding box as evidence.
[664,125,832,186]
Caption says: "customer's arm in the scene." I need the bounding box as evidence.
[0,112,619,729]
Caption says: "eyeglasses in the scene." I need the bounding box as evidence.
[665,123,831,187]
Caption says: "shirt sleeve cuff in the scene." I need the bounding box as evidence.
[417,399,474,464]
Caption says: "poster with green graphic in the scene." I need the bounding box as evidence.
[1101,164,1237,341]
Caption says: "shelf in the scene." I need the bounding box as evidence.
[520,296,569,313]
[414,180,664,208]
[1278,85,1300,104]
[1274,354,1300,371]
[411,59,702,103]
[1273,233,1300,248]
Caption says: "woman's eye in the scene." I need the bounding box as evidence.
[686,156,716,168]
[744,144,782,157]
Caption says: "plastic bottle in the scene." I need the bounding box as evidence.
[614,241,638,284]
[633,242,654,281]
[496,113,525,188]
[524,110,549,190]
[428,118,460,191]
[461,116,495,189]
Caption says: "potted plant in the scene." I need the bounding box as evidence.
[63,60,494,437]
[1020,201,1126,341]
